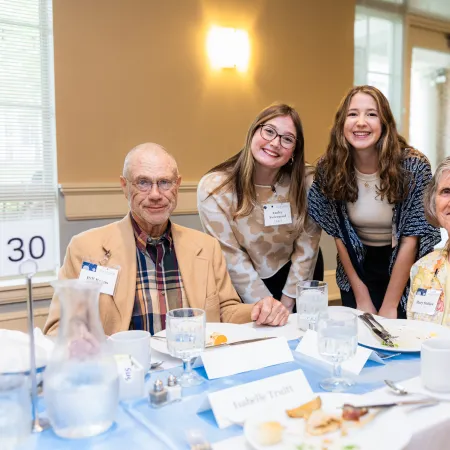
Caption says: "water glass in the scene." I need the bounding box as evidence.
[317,309,358,392]
[0,374,31,450]
[296,280,328,331]
[166,308,206,387]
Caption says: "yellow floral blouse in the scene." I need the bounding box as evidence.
[407,246,450,327]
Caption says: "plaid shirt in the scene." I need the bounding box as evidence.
[129,215,186,334]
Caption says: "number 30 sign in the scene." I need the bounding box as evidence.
[0,219,57,277]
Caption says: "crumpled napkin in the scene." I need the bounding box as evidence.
[0,328,55,374]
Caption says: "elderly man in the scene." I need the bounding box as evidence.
[44,143,289,335]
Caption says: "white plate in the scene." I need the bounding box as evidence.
[244,393,412,450]
[358,318,450,352]
[151,322,258,356]
[0,336,48,374]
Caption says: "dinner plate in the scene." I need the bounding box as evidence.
[151,322,258,356]
[0,335,48,374]
[244,393,412,450]
[358,318,450,352]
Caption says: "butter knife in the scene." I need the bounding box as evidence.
[152,335,276,349]
[205,336,276,349]
[363,313,397,340]
[343,398,439,410]
[358,315,396,347]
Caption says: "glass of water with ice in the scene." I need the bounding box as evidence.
[166,308,206,387]
[296,280,328,331]
[317,309,358,392]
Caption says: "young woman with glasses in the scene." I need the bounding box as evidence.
[308,85,440,319]
[197,103,323,312]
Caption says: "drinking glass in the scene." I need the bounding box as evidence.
[0,374,31,450]
[166,308,206,387]
[317,309,358,392]
[296,280,328,331]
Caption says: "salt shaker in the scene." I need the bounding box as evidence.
[149,379,168,407]
[166,374,182,402]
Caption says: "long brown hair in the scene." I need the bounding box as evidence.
[208,103,307,224]
[318,85,409,203]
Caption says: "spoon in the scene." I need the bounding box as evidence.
[150,360,163,370]
[384,379,409,395]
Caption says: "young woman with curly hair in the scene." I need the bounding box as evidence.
[308,85,440,318]
[197,103,323,313]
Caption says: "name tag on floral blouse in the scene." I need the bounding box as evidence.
[411,288,442,315]
[263,202,292,226]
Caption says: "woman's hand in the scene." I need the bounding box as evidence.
[378,304,398,319]
[280,294,295,313]
[354,285,377,314]
[251,297,289,326]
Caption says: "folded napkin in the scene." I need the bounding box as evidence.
[0,328,54,374]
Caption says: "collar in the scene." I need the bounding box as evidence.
[130,214,174,253]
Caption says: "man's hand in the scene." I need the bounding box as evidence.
[378,303,398,319]
[251,296,289,326]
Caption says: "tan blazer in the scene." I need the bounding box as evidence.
[44,215,253,335]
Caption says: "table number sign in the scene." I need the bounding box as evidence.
[198,369,313,429]
[0,218,57,277]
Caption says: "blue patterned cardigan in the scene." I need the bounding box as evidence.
[308,148,441,312]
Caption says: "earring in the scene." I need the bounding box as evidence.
[290,156,294,164]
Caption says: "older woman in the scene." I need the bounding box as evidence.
[407,157,450,325]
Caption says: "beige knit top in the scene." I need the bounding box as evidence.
[197,171,321,303]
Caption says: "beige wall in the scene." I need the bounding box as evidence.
[53,0,355,184]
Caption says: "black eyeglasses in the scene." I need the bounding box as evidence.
[125,178,178,192]
[259,124,297,150]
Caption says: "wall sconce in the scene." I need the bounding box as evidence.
[206,26,250,72]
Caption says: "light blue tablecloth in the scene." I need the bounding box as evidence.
[27,340,421,450]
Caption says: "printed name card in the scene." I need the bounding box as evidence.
[198,369,313,429]
[201,337,294,380]
[295,330,384,375]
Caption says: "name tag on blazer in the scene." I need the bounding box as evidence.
[79,261,119,296]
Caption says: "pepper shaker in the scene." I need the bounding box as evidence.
[166,374,182,402]
[149,379,168,407]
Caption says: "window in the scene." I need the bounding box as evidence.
[354,5,404,129]
[0,0,59,285]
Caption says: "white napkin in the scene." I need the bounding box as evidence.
[0,328,54,373]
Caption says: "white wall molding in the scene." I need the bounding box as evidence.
[60,182,199,220]
[0,282,53,305]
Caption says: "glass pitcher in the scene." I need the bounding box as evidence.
[44,280,119,439]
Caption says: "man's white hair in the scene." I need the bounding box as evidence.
[122,142,179,179]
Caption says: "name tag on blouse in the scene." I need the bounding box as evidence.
[263,202,292,226]
[411,288,441,315]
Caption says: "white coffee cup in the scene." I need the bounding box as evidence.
[421,338,450,392]
[108,330,151,372]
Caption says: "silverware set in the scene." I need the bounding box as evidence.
[358,313,397,347]
[152,335,275,349]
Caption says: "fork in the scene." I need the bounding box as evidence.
[359,314,396,347]
[363,313,397,340]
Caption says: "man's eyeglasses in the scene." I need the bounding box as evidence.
[259,124,297,150]
[125,178,177,192]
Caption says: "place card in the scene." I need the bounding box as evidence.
[295,330,384,375]
[198,369,313,429]
[200,337,294,379]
